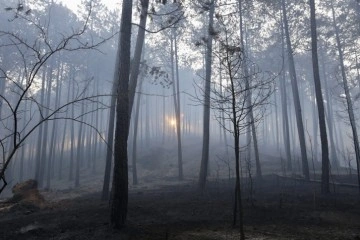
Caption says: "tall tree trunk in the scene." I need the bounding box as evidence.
[0,68,6,120]
[110,0,133,228]
[101,59,118,200]
[128,0,149,113]
[229,70,245,240]
[356,54,360,91]
[162,88,166,143]
[19,71,27,182]
[331,0,360,192]
[282,0,309,180]
[219,56,230,172]
[92,80,100,174]
[145,95,150,144]
[34,68,46,183]
[280,16,292,172]
[310,0,330,194]
[238,0,262,179]
[274,88,280,150]
[131,71,144,185]
[39,66,52,188]
[75,100,85,188]
[312,97,319,163]
[19,103,27,182]
[172,31,183,180]
[130,48,146,185]
[199,0,215,190]
[46,62,62,189]
[69,70,76,181]
[320,48,338,169]
[58,76,71,180]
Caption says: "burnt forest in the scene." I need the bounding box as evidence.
[1,0,360,239]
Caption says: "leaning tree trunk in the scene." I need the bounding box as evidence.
[131,73,144,185]
[131,50,146,185]
[103,0,148,200]
[128,0,149,113]
[331,0,360,192]
[199,0,215,190]
[110,0,133,229]
[101,49,118,201]
[309,0,330,194]
[282,0,309,180]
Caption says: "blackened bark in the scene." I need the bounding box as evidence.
[282,0,309,180]
[331,0,360,193]
[101,49,118,201]
[110,0,133,229]
[309,0,330,194]
[128,0,149,113]
[131,77,143,185]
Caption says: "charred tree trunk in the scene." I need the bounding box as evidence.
[282,0,309,180]
[309,0,330,194]
[131,50,146,185]
[230,64,245,240]
[101,60,118,201]
[129,0,149,113]
[331,0,360,192]
[110,0,133,228]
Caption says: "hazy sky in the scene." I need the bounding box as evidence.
[60,0,119,12]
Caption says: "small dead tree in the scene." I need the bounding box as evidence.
[205,15,273,239]
[0,1,114,195]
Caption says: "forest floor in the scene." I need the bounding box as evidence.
[0,174,360,240]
